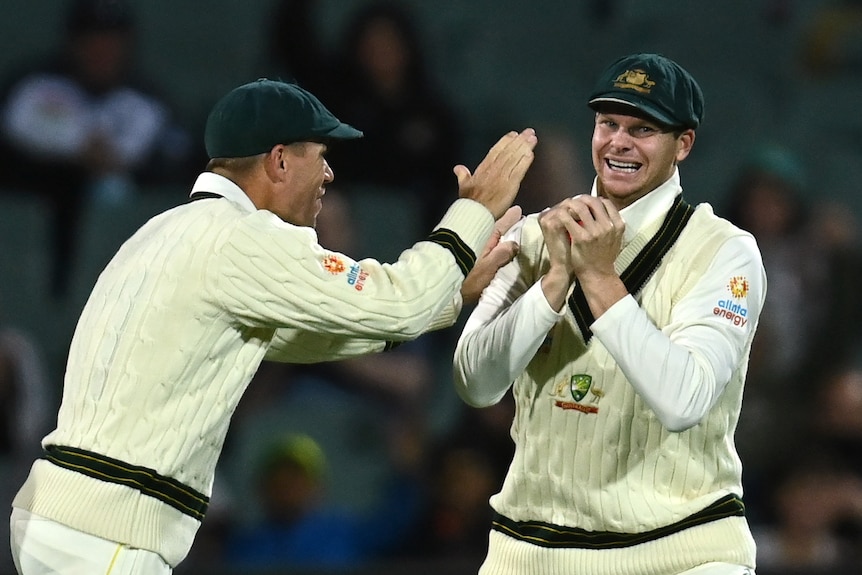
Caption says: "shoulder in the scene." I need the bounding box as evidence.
[689,202,755,242]
[672,202,762,272]
[0,56,61,96]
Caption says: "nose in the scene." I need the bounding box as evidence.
[608,127,634,150]
[324,160,334,183]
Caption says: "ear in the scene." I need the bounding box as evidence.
[263,144,288,183]
[675,129,695,163]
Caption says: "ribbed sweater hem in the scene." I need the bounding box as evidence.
[12,459,199,567]
[479,517,756,575]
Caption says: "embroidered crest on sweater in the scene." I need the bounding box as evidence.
[552,374,603,414]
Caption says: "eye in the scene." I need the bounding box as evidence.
[632,125,658,137]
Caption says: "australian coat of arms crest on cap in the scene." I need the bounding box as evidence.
[614,69,655,93]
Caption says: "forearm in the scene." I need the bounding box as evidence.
[592,296,727,431]
[454,282,563,407]
[591,236,765,431]
[424,294,462,333]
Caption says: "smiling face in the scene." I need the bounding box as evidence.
[591,108,694,209]
[272,141,334,228]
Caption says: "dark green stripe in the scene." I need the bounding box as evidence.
[427,228,476,277]
[621,196,695,291]
[43,445,209,521]
[492,494,745,549]
[189,191,224,202]
[568,195,694,343]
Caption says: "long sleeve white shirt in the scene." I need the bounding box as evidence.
[454,170,767,431]
[452,171,767,573]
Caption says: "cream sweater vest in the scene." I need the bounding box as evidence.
[486,204,757,573]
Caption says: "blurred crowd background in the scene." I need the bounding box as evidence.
[2,0,862,574]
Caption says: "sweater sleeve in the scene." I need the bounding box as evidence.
[215,199,493,343]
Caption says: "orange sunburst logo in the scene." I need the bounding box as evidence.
[727,276,749,298]
[322,254,346,274]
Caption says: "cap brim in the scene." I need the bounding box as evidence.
[588,96,679,128]
[320,122,364,141]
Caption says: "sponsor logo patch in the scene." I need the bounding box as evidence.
[322,254,346,274]
[714,276,750,327]
[347,263,368,291]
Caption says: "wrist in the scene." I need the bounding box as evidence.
[541,266,574,311]
[577,271,627,318]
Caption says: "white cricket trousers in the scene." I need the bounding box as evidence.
[10,508,171,575]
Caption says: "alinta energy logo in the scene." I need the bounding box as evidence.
[347,263,368,291]
[714,276,750,327]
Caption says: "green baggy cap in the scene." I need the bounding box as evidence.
[204,78,363,159]
[588,53,704,130]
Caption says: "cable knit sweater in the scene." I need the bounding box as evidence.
[13,172,493,566]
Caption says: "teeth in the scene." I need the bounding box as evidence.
[607,159,640,172]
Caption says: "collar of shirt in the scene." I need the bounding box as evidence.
[590,167,682,247]
[189,172,258,213]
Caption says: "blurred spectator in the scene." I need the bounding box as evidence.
[515,127,589,216]
[0,326,52,575]
[752,455,862,570]
[223,431,423,570]
[440,391,515,485]
[0,327,52,462]
[262,0,332,97]
[723,145,817,383]
[752,361,862,570]
[723,144,860,382]
[322,0,465,235]
[401,441,498,564]
[0,0,196,297]
[397,394,515,564]
[755,362,862,572]
[722,144,862,523]
[816,364,862,477]
[799,0,862,79]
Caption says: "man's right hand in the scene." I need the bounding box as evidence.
[453,128,537,219]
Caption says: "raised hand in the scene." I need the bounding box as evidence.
[454,129,537,219]
[537,195,625,312]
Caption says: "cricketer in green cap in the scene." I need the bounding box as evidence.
[204,78,363,159]
[588,53,704,130]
